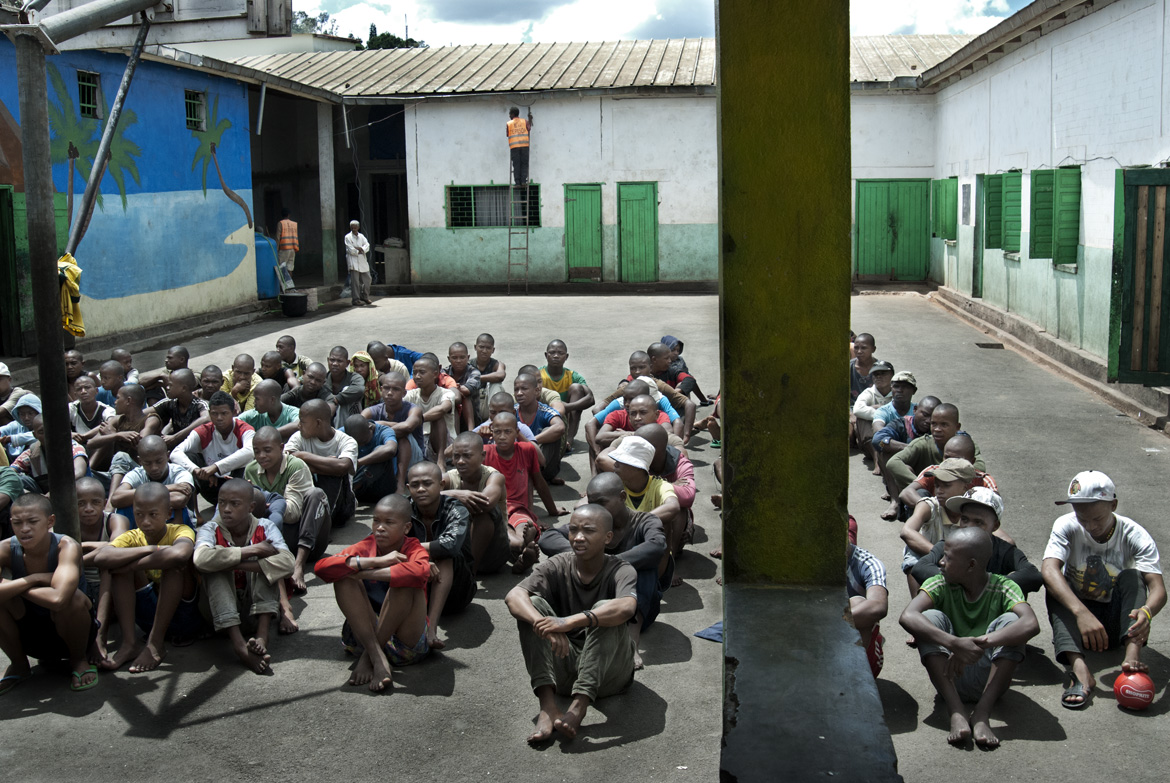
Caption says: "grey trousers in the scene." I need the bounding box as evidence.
[918,609,1024,701]
[204,569,279,632]
[351,270,371,303]
[517,596,635,701]
[284,486,331,562]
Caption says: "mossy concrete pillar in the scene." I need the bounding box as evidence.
[718,0,851,585]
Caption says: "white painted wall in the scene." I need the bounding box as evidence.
[850,93,936,182]
[404,93,718,230]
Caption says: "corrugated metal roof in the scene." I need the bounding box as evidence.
[232,38,717,97]
[850,35,974,82]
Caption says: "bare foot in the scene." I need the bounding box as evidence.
[871,466,883,476]
[880,502,900,521]
[349,652,374,687]
[671,574,684,588]
[554,703,587,740]
[247,637,268,658]
[1122,658,1149,674]
[633,650,645,671]
[971,715,999,749]
[710,494,722,509]
[709,547,722,559]
[528,708,559,743]
[99,642,140,671]
[278,607,299,635]
[128,642,165,673]
[947,712,972,746]
[427,628,446,651]
[367,659,393,693]
[231,638,271,675]
[290,566,308,594]
[716,576,722,586]
[880,493,891,502]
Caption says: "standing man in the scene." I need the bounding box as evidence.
[507,107,533,186]
[345,220,372,307]
[277,209,299,274]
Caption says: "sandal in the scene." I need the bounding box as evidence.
[0,671,32,696]
[709,439,721,449]
[70,665,99,692]
[1061,674,1090,710]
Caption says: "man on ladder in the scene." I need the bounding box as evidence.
[507,107,533,185]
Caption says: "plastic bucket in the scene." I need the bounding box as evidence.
[280,291,308,317]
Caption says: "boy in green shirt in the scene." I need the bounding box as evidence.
[899,526,1039,749]
[239,380,300,441]
[539,340,593,445]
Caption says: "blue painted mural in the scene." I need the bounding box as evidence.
[0,39,253,300]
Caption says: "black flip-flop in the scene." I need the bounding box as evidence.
[1061,674,1090,710]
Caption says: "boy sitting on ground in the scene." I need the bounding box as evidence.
[86,383,158,474]
[345,414,403,499]
[147,369,209,450]
[280,362,336,414]
[603,436,681,580]
[111,348,139,385]
[68,375,114,446]
[515,373,567,484]
[324,346,366,427]
[0,494,99,693]
[660,335,712,405]
[76,476,129,663]
[363,371,424,468]
[473,333,507,422]
[846,530,889,679]
[405,356,458,462]
[109,435,195,527]
[95,483,201,673]
[852,360,894,467]
[221,354,263,412]
[137,345,190,405]
[899,527,1039,748]
[245,426,330,597]
[594,389,671,465]
[12,415,90,494]
[194,478,295,675]
[314,494,431,693]
[485,412,567,573]
[258,351,298,392]
[0,362,30,426]
[170,391,255,505]
[365,341,411,380]
[505,504,638,742]
[646,343,697,442]
[888,403,984,499]
[276,335,312,386]
[474,392,538,449]
[540,340,594,445]
[900,458,975,596]
[406,462,476,650]
[196,365,224,402]
[238,379,300,441]
[1,394,40,462]
[63,351,86,403]
[445,342,482,431]
[284,399,357,529]
[542,473,668,670]
[898,433,997,510]
[96,359,126,406]
[1041,471,1166,710]
[443,432,511,577]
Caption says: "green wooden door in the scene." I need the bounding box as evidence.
[855,179,930,279]
[565,184,602,282]
[1118,169,1170,384]
[618,182,658,282]
[8,192,68,355]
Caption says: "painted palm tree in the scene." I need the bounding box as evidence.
[191,95,253,227]
[46,64,98,214]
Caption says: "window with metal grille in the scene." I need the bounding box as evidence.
[185,90,206,131]
[77,71,101,119]
[445,184,541,228]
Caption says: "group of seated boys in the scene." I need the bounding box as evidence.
[846,331,1165,748]
[0,333,715,742]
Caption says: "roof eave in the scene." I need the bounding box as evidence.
[136,44,341,103]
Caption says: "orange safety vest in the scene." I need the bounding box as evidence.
[278,218,299,251]
[507,117,530,149]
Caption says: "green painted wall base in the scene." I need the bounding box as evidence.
[408,223,717,284]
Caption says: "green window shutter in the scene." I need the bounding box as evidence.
[944,178,958,240]
[1053,167,1082,266]
[985,174,1003,249]
[1030,170,1055,258]
[1003,171,1022,252]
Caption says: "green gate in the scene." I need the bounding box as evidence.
[618,182,658,283]
[565,183,602,282]
[855,179,930,280]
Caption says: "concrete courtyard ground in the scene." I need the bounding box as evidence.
[852,293,1170,781]
[0,294,723,782]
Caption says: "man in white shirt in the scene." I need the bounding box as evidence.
[284,399,359,528]
[169,390,256,504]
[852,360,894,470]
[345,220,372,307]
[1041,471,1166,709]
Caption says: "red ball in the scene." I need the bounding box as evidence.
[1114,672,1156,710]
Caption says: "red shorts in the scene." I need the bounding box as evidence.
[507,510,539,538]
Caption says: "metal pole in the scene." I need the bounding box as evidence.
[65,13,149,256]
[37,0,157,47]
[14,32,79,538]
[256,81,266,135]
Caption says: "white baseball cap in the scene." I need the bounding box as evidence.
[0,362,9,377]
[609,436,654,473]
[1055,471,1117,505]
[945,486,1004,522]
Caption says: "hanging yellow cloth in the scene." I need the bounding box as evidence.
[57,253,85,337]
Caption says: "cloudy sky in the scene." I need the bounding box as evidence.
[305,0,1035,46]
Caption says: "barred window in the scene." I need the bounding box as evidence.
[445,184,541,228]
[77,71,101,119]
[185,89,206,131]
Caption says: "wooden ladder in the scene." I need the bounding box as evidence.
[507,168,530,295]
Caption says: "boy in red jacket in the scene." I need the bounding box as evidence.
[314,494,430,692]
